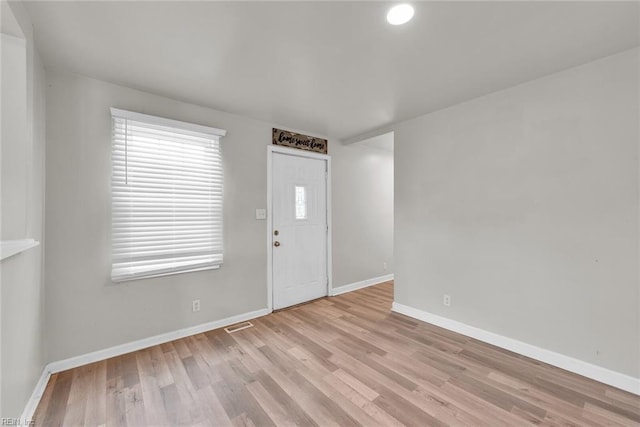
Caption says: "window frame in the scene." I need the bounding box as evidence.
[110,108,226,282]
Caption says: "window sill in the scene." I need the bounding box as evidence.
[111,263,221,283]
[0,239,40,261]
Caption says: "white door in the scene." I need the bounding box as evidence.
[272,152,328,310]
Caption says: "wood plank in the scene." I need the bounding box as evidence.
[41,371,73,427]
[195,385,233,427]
[254,370,318,427]
[322,371,404,427]
[212,363,276,427]
[135,349,169,426]
[33,373,57,424]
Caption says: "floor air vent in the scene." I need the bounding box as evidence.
[224,321,254,334]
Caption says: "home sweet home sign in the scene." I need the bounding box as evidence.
[272,128,328,154]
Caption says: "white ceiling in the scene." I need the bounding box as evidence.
[24,1,639,141]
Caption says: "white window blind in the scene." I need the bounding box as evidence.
[111,108,226,282]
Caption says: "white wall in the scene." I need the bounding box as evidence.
[394,48,639,378]
[331,139,393,287]
[0,1,46,417]
[45,70,271,362]
[44,69,390,364]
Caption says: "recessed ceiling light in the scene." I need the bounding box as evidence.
[387,4,414,26]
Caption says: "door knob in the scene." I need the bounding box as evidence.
[274,241,281,247]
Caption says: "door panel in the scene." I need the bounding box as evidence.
[272,153,327,310]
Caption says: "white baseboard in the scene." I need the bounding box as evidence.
[331,274,394,296]
[20,367,51,423]
[391,302,640,396]
[48,307,271,373]
[22,307,271,421]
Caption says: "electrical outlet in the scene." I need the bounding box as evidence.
[443,294,451,307]
[192,299,201,312]
[383,262,387,270]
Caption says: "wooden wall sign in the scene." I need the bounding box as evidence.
[272,128,328,154]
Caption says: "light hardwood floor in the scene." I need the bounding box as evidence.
[34,282,640,426]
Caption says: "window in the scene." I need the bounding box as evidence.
[110,108,226,282]
[295,185,307,219]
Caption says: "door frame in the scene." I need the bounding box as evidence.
[267,145,332,312]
